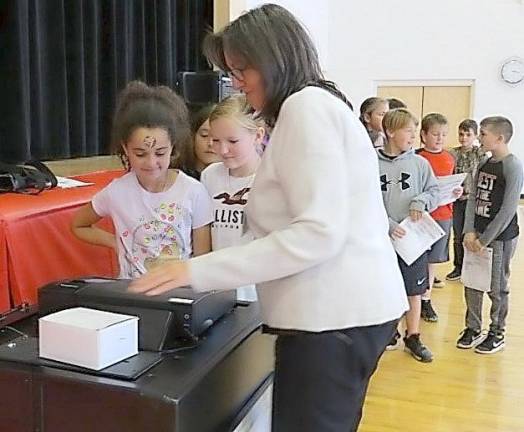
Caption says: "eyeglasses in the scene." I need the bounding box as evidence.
[226,67,247,82]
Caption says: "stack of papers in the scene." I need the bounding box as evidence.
[461,248,493,292]
[436,173,467,206]
[391,212,446,265]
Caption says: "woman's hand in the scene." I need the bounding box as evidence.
[128,260,190,296]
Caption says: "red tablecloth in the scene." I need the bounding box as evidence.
[0,219,9,312]
[0,170,125,312]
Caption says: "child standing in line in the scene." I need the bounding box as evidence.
[174,104,221,180]
[417,113,463,322]
[360,97,389,149]
[446,119,485,281]
[379,108,440,362]
[457,116,522,354]
[201,95,265,301]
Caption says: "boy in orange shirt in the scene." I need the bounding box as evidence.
[417,113,463,322]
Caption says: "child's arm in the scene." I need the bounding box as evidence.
[478,157,523,246]
[192,225,211,256]
[71,203,117,250]
[190,179,214,256]
[463,167,481,251]
[410,160,440,215]
[384,216,406,239]
[390,223,406,239]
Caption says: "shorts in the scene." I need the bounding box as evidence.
[398,252,429,296]
[428,218,452,263]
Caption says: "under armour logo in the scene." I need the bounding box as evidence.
[381,174,392,191]
[214,188,250,205]
[380,173,411,191]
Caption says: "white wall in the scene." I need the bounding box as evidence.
[244,0,524,165]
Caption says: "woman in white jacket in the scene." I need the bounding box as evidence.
[131,4,408,431]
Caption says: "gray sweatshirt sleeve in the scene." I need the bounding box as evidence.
[479,156,524,245]
[409,159,440,213]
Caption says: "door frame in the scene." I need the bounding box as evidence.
[374,79,476,118]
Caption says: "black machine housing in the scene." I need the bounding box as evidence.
[38,279,236,352]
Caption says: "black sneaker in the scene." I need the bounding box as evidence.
[456,328,485,349]
[421,299,438,322]
[446,269,462,281]
[475,331,505,354]
[386,330,401,351]
[433,277,445,288]
[403,333,433,362]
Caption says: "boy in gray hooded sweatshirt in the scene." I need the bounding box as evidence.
[378,108,440,362]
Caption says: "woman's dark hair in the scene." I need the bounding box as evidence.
[111,80,190,170]
[203,4,352,125]
[173,103,216,173]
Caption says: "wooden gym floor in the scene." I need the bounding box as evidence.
[360,232,524,432]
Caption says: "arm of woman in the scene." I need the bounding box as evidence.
[71,203,116,250]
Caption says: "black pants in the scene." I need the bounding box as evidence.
[271,319,398,432]
[452,199,467,271]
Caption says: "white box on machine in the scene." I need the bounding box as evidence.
[39,307,138,370]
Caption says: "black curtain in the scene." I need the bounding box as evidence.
[0,0,213,162]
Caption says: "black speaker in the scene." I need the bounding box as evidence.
[176,71,236,106]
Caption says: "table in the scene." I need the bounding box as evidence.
[0,170,124,313]
[0,303,274,432]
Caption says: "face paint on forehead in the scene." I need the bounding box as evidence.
[143,136,157,149]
